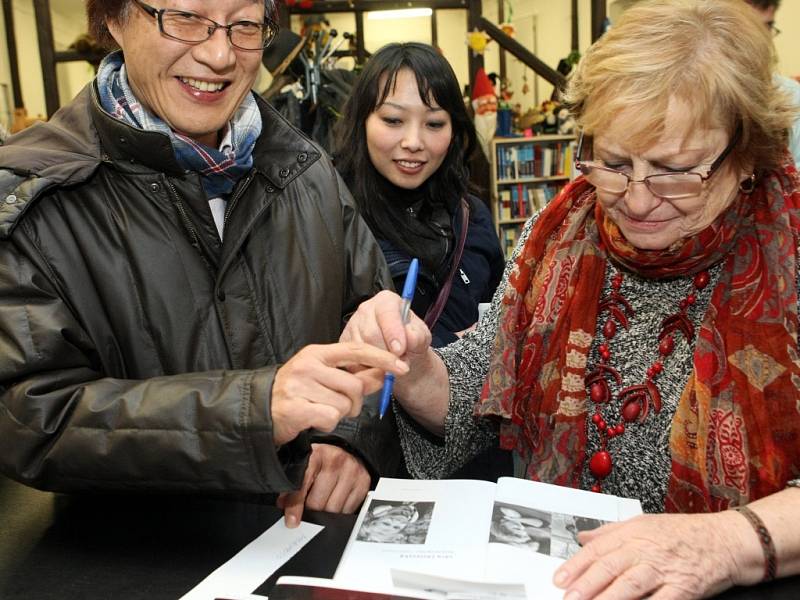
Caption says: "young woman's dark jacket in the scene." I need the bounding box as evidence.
[378,196,504,348]
[0,85,400,494]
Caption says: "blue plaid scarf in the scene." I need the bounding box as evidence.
[96,52,261,198]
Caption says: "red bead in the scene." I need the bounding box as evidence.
[679,299,688,310]
[591,483,602,493]
[658,335,674,356]
[652,362,663,374]
[600,349,611,361]
[603,319,617,339]
[590,382,606,403]
[589,450,613,479]
[591,413,602,424]
[606,426,616,438]
[615,423,625,435]
[612,274,623,289]
[599,343,609,353]
[622,401,641,422]
[694,271,710,290]
[686,293,696,305]
[646,366,655,378]
[597,419,607,431]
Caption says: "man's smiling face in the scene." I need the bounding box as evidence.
[107,0,265,147]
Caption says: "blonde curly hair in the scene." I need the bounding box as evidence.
[562,0,796,172]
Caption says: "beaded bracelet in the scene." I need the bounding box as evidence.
[733,505,777,582]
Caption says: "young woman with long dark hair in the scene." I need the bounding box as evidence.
[335,43,509,481]
[335,42,504,349]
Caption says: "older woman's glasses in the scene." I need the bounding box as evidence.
[133,0,278,51]
[575,125,742,200]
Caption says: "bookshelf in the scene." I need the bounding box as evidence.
[490,134,577,258]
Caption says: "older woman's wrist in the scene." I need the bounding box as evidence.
[394,348,448,435]
[720,507,774,586]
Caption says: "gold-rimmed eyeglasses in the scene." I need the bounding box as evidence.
[132,0,278,51]
[574,125,742,200]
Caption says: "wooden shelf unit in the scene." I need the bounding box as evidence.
[489,134,576,258]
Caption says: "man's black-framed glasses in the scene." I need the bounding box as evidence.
[575,124,742,200]
[133,0,278,51]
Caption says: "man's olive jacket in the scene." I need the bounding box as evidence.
[0,84,399,494]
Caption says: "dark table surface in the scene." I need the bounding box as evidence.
[1,474,798,599]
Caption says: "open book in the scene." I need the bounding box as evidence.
[327,477,642,599]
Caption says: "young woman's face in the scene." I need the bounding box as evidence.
[365,68,453,190]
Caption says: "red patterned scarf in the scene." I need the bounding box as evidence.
[477,168,800,511]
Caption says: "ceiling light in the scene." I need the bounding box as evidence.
[367,8,433,20]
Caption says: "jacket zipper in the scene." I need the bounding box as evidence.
[223,170,256,229]
[164,177,215,276]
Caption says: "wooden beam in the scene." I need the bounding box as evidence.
[431,9,438,49]
[33,0,59,117]
[2,0,23,108]
[591,0,606,42]
[355,10,366,65]
[289,0,466,14]
[497,0,506,81]
[477,16,565,90]
[467,0,483,94]
[571,0,579,51]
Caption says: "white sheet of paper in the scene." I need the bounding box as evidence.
[179,519,324,600]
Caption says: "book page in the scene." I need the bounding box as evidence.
[483,478,643,597]
[335,478,498,590]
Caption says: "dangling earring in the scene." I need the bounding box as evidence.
[739,173,756,193]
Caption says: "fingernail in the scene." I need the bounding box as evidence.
[390,340,402,354]
[553,570,569,587]
[564,590,581,600]
[286,515,298,528]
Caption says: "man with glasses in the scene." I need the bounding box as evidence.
[746,0,800,169]
[0,0,405,527]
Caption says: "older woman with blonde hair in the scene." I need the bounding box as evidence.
[343,0,800,596]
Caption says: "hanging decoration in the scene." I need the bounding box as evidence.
[499,22,516,38]
[285,0,314,9]
[466,29,491,56]
[500,0,515,38]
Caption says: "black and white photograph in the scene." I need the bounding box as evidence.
[488,502,608,559]
[549,513,608,560]
[355,500,435,544]
[488,502,552,555]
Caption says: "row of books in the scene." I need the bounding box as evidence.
[496,183,560,221]
[500,225,521,259]
[495,142,575,181]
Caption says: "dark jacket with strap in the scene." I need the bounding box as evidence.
[0,84,399,494]
[379,197,504,347]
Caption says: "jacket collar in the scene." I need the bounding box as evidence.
[0,78,322,238]
[91,84,321,189]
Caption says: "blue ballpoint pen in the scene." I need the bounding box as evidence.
[378,258,419,419]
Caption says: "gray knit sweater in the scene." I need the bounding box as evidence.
[397,216,799,514]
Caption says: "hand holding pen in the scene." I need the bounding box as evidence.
[378,258,419,419]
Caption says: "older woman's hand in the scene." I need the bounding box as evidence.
[341,290,432,366]
[553,511,753,599]
[342,291,448,434]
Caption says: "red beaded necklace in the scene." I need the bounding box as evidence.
[584,268,711,492]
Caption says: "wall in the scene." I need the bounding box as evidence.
[1,0,799,133]
[0,0,94,127]
[772,2,800,78]
[480,0,593,108]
